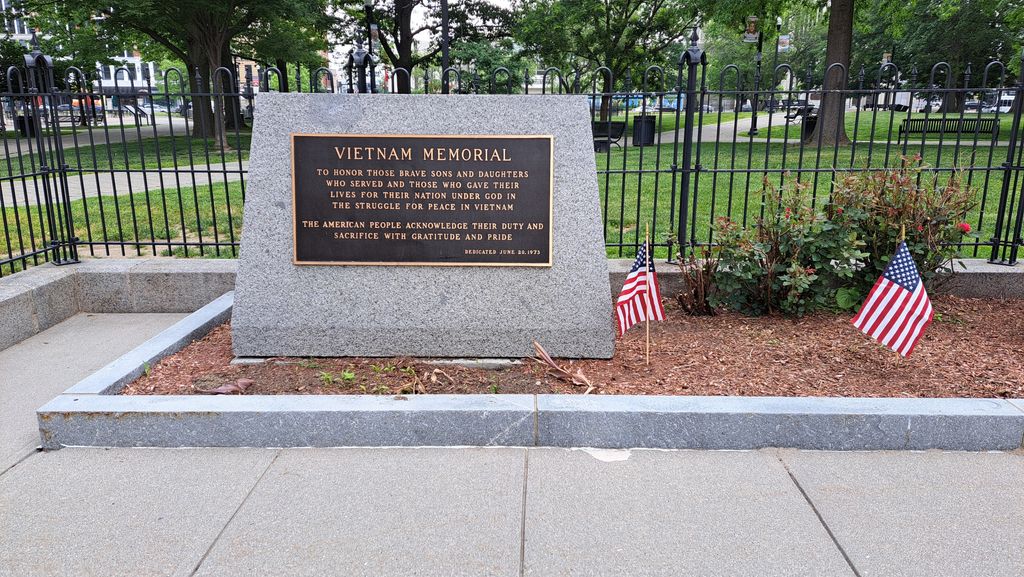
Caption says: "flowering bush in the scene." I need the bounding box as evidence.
[711,179,868,316]
[830,156,977,299]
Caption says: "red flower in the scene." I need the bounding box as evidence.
[835,206,844,215]
[958,222,971,234]
[916,224,924,232]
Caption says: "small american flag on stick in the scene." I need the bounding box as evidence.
[616,237,665,337]
[851,241,934,357]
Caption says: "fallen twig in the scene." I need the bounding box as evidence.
[531,341,597,394]
[196,378,255,395]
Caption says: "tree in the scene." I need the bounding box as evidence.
[515,0,700,118]
[233,8,336,92]
[447,38,533,92]
[806,0,854,144]
[859,0,1020,111]
[343,0,511,93]
[18,0,337,143]
[0,38,27,91]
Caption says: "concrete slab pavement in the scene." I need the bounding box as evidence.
[192,447,526,577]
[523,448,855,577]
[780,449,1024,577]
[0,312,186,471]
[0,447,278,577]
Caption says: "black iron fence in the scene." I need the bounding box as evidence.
[2,33,1023,278]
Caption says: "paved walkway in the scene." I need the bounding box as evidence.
[0,160,249,207]
[1,314,1023,576]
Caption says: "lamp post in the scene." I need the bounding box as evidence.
[749,17,764,136]
[349,42,369,93]
[440,0,451,94]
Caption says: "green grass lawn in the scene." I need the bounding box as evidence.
[598,139,1012,261]
[1,177,244,274]
[0,133,251,179]
[0,137,1013,276]
[751,112,1018,143]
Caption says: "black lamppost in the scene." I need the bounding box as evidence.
[440,0,451,94]
[348,42,369,93]
[749,18,765,136]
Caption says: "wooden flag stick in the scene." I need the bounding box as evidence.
[895,223,906,366]
[645,224,651,366]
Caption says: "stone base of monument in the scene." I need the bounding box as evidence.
[35,292,1024,452]
[231,94,614,360]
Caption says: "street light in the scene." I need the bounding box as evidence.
[748,16,764,136]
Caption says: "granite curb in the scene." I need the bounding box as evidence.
[35,291,1024,451]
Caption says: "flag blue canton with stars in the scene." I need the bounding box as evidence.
[882,242,921,291]
[629,243,655,274]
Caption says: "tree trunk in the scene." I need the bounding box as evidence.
[938,91,963,113]
[186,43,215,139]
[221,42,244,130]
[197,28,230,150]
[806,0,852,145]
[391,0,416,93]
[599,75,614,122]
[274,59,289,92]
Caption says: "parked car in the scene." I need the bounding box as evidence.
[982,95,1014,113]
[964,100,983,112]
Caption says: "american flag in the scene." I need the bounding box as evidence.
[616,240,665,335]
[851,241,934,357]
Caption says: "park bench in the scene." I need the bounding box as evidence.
[784,105,815,123]
[592,120,626,151]
[898,117,999,143]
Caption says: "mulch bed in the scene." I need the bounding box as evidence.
[123,295,1024,398]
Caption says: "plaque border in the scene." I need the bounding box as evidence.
[290,133,554,267]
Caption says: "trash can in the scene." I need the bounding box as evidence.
[632,114,656,147]
[15,115,35,137]
[801,115,818,140]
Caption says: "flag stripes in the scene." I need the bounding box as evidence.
[615,240,665,336]
[851,241,934,357]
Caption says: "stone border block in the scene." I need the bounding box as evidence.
[62,291,233,395]
[26,268,79,331]
[37,394,536,449]
[535,395,1024,451]
[0,283,37,350]
[935,259,1024,299]
[73,258,143,312]
[129,259,237,313]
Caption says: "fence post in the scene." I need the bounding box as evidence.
[23,34,78,266]
[990,51,1024,265]
[674,27,704,259]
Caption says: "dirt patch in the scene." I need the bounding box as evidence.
[123,295,1024,398]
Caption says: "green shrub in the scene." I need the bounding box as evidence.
[711,179,868,316]
[830,156,976,299]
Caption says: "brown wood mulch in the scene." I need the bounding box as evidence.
[122,295,1024,398]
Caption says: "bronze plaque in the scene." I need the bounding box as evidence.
[291,134,553,266]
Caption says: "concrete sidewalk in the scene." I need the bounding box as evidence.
[1,313,1022,577]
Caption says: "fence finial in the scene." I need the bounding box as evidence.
[689,26,699,47]
[29,29,40,53]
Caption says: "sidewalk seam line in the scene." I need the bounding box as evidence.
[778,453,863,577]
[187,449,281,577]
[0,447,40,479]
[519,448,530,577]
